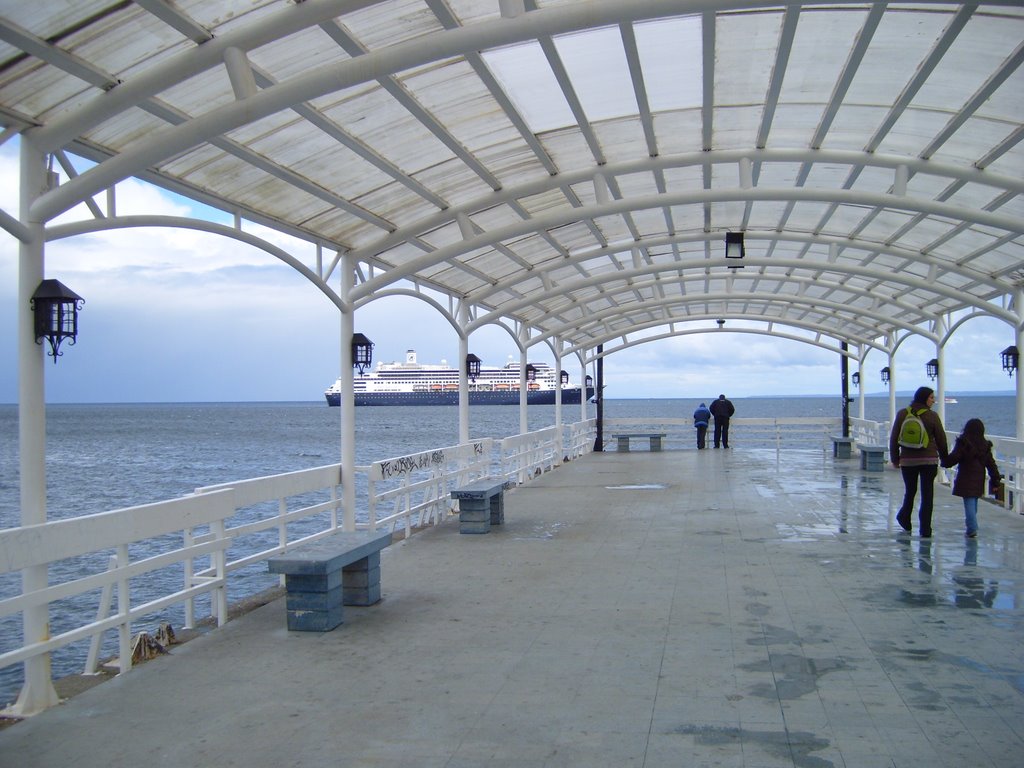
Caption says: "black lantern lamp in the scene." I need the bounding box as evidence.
[926,358,939,381]
[880,366,890,384]
[465,353,482,382]
[351,333,373,374]
[1001,346,1019,376]
[31,279,84,363]
[560,370,569,386]
[725,232,745,259]
[852,371,860,387]
[585,374,593,387]
[525,363,537,383]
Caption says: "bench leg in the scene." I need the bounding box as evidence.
[459,498,492,534]
[616,437,630,452]
[650,437,663,452]
[489,492,504,525]
[343,553,382,606]
[283,571,345,632]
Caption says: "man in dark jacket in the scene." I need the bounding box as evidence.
[709,394,735,448]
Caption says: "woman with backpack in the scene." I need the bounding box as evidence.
[944,419,1001,539]
[889,386,949,537]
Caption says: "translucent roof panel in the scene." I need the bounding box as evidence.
[0,0,1019,359]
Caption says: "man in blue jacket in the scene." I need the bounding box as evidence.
[710,394,735,448]
[693,402,712,449]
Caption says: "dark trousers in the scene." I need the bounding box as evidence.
[713,419,729,448]
[899,464,938,535]
[696,425,708,449]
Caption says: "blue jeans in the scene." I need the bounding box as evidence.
[963,496,979,536]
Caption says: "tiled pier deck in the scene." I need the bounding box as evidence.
[2,447,1022,767]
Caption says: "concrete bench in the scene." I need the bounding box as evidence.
[858,444,887,472]
[831,435,855,459]
[451,478,506,534]
[611,433,667,452]
[267,530,391,631]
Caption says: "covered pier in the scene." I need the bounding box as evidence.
[2,0,1023,728]
[2,448,1022,767]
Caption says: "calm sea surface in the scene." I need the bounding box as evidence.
[0,396,1015,702]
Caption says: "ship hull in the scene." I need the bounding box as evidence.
[326,387,594,407]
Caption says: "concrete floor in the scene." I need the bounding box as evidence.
[2,447,1022,767]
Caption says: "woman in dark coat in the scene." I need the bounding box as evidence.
[889,386,949,537]
[945,418,1001,538]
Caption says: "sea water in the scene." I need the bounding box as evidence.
[0,396,1015,702]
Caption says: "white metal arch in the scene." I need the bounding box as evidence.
[565,319,879,362]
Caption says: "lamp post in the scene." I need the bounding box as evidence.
[30,279,83,363]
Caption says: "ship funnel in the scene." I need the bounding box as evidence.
[406,350,417,364]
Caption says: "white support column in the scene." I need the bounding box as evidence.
[339,256,357,532]
[857,358,865,420]
[580,355,588,424]
[1016,289,1024,440]
[554,339,563,462]
[887,346,897,427]
[519,347,528,435]
[934,319,947,428]
[554,341,563,426]
[458,303,470,445]
[11,135,60,715]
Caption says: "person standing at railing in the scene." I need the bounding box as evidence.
[693,402,712,449]
[890,386,949,538]
[943,418,1001,539]
[710,394,735,449]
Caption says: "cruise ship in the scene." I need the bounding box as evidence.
[325,350,594,406]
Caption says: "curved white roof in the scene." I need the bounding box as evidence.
[2,0,1022,361]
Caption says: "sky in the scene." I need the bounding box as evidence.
[0,141,1017,404]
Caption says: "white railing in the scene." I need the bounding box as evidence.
[500,426,561,484]
[366,439,493,537]
[191,463,346,626]
[0,489,235,685]
[850,417,889,446]
[601,416,842,458]
[975,433,1024,517]
[565,418,597,459]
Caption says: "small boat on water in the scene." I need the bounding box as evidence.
[325,350,595,406]
[945,396,958,404]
